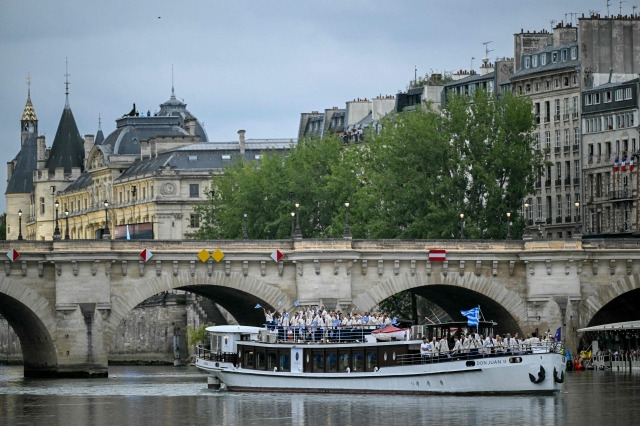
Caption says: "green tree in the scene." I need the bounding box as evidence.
[189,90,540,240]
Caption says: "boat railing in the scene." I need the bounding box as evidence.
[266,324,388,343]
[196,345,238,364]
[397,343,561,366]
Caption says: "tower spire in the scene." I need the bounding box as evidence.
[64,57,70,108]
[22,73,37,122]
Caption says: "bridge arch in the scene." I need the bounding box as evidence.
[352,272,528,334]
[579,273,640,328]
[105,270,292,344]
[0,277,58,376]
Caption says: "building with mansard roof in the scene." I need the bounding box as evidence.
[5,82,295,241]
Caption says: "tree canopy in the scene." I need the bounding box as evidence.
[190,90,541,240]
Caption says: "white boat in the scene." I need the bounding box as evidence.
[195,322,566,395]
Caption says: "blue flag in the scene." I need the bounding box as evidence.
[460,307,479,327]
[554,327,562,341]
[293,300,299,307]
[254,303,261,309]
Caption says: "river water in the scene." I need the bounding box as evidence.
[1,365,639,425]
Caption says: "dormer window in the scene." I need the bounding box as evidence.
[541,54,547,65]
[552,51,558,63]
[532,55,538,67]
[561,49,567,61]
[571,47,577,59]
[524,56,531,68]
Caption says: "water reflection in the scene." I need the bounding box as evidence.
[1,366,640,425]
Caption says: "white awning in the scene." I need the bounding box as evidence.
[577,320,640,332]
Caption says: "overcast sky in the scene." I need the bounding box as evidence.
[0,0,619,213]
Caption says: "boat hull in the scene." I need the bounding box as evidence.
[210,352,565,395]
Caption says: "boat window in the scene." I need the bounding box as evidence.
[313,352,324,372]
[256,351,266,369]
[352,352,364,371]
[509,357,523,363]
[366,351,377,371]
[383,352,388,361]
[326,352,337,372]
[392,351,396,361]
[279,352,290,371]
[267,352,277,370]
[338,352,350,371]
[244,350,254,368]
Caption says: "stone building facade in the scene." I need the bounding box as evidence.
[581,78,640,235]
[6,84,295,241]
[510,24,583,239]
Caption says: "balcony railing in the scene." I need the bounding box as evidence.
[555,178,562,186]
[573,144,580,152]
[556,216,563,224]
[545,180,552,188]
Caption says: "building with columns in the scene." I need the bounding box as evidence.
[6,83,295,241]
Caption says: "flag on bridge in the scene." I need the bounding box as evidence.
[254,303,261,309]
[554,327,562,342]
[460,306,479,327]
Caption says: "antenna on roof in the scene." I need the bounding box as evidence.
[171,64,176,98]
[98,113,102,130]
[470,57,475,69]
[620,1,625,14]
[64,57,70,108]
[482,41,493,66]
[606,0,611,16]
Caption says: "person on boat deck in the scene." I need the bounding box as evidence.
[439,336,450,358]
[264,309,274,329]
[484,334,496,355]
[421,337,432,358]
[494,335,506,354]
[462,334,472,354]
[431,337,440,357]
[451,336,463,357]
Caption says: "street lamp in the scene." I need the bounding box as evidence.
[17,209,23,240]
[53,200,61,240]
[506,212,512,240]
[243,212,248,239]
[343,202,352,239]
[294,202,302,238]
[574,202,581,234]
[64,209,70,240]
[290,211,295,239]
[103,200,110,239]
[459,213,465,239]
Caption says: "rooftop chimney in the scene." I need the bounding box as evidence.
[238,129,246,154]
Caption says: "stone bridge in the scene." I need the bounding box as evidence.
[0,238,639,377]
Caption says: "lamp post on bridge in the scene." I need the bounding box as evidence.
[53,200,61,240]
[18,209,23,240]
[290,211,295,239]
[243,212,248,239]
[293,202,302,239]
[64,209,70,240]
[343,202,352,239]
[103,200,110,239]
[459,213,465,239]
[506,212,512,240]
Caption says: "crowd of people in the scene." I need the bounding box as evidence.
[264,307,397,341]
[420,331,558,359]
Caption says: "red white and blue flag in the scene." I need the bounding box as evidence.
[428,249,446,262]
[622,155,627,172]
[631,156,635,171]
[613,156,619,172]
